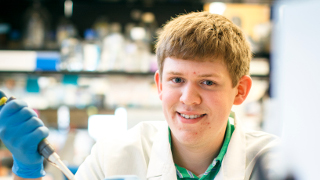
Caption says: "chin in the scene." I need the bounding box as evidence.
[174,128,203,145]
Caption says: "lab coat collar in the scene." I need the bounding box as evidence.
[146,122,176,180]
[216,112,246,179]
[146,113,246,180]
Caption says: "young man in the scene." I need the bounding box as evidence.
[0,11,278,180]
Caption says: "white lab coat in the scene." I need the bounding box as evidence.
[75,115,279,180]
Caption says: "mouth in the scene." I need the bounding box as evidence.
[177,112,206,120]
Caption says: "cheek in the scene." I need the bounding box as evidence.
[203,92,232,118]
[161,88,182,123]
[214,91,234,104]
[203,92,224,107]
[161,89,179,114]
[162,87,180,104]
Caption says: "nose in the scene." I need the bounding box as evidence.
[180,83,201,105]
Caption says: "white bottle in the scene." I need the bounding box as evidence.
[83,29,100,71]
[99,23,125,71]
[60,37,83,71]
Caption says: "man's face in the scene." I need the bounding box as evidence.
[155,57,239,147]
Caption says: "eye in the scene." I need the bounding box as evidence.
[172,77,184,83]
[202,80,215,86]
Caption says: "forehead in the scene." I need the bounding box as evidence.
[162,57,228,75]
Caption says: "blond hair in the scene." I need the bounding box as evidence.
[155,11,252,87]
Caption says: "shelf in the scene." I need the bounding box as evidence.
[253,52,270,59]
[0,70,268,78]
[0,70,156,76]
[250,74,269,78]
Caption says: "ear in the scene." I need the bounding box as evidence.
[154,70,163,100]
[233,75,252,105]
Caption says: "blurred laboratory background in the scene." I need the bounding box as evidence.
[0,0,299,179]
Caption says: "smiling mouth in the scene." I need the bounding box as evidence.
[177,112,206,119]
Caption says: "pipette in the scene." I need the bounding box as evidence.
[0,96,77,180]
[38,138,76,180]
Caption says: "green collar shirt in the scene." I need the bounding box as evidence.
[169,120,235,180]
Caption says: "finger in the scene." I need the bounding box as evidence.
[12,117,45,137]
[17,126,49,151]
[0,117,45,148]
[1,100,28,116]
[2,107,38,125]
[12,154,44,167]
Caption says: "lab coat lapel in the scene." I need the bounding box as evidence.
[146,123,177,180]
[146,114,246,180]
[216,114,246,179]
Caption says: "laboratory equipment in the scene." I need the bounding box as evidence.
[0,96,76,180]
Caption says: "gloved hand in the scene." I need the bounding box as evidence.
[0,91,49,178]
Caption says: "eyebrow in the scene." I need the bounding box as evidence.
[166,71,183,76]
[166,71,222,78]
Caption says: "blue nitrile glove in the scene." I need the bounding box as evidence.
[0,92,49,178]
